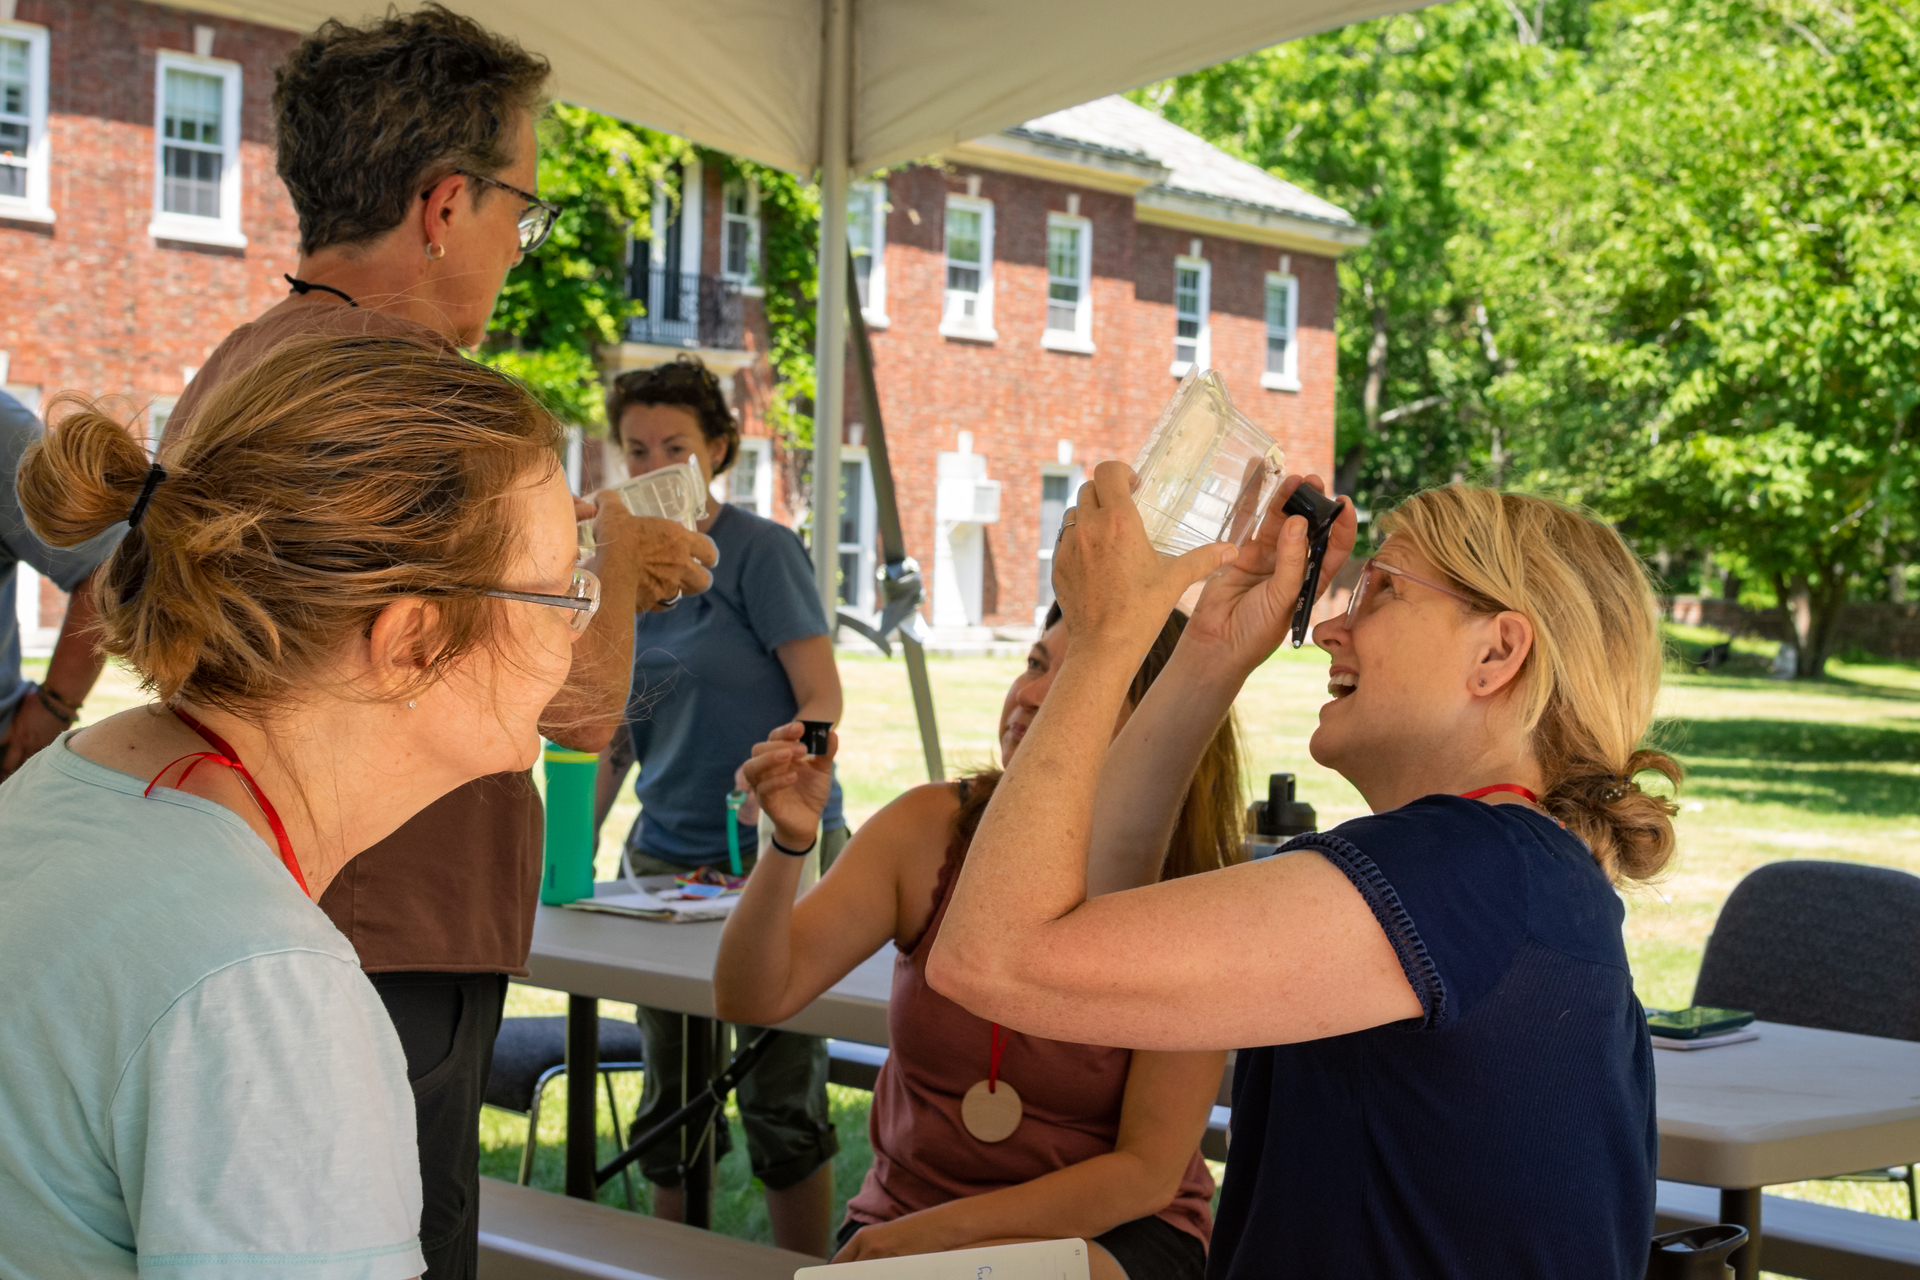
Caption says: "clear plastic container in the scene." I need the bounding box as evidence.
[1132,370,1285,555]
[613,458,709,528]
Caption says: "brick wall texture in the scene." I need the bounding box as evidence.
[859,163,1339,627]
[1,0,300,418]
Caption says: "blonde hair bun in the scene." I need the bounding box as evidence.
[1377,486,1681,883]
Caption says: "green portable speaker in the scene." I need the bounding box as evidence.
[541,741,599,905]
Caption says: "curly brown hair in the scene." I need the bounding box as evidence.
[606,356,740,477]
[18,332,563,714]
[274,4,550,255]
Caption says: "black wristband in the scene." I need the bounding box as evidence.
[770,832,817,858]
[35,687,78,725]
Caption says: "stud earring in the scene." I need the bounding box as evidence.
[426,243,446,261]
[407,699,418,709]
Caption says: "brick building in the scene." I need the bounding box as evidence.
[0,0,1361,643]
[599,96,1365,637]
[0,0,299,645]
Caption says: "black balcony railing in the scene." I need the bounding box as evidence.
[624,264,745,350]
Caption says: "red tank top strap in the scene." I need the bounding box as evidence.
[902,780,973,959]
[148,707,309,895]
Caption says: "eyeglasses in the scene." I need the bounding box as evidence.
[486,567,600,635]
[423,169,561,253]
[1345,559,1484,624]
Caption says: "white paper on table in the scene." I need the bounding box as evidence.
[1651,1028,1760,1051]
[561,877,742,924]
[796,1238,1091,1279]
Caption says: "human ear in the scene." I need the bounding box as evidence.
[367,598,447,696]
[1470,611,1534,698]
[419,172,467,254]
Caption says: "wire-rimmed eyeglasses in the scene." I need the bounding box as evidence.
[423,168,561,253]
[486,567,600,635]
[1346,559,1484,624]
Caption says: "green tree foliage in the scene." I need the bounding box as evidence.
[1139,0,1583,511]
[485,104,688,429]
[1468,0,1920,675]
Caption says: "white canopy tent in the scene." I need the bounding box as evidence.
[163,0,1414,607]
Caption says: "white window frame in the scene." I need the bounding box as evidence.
[1034,463,1083,623]
[1261,271,1302,391]
[1170,255,1211,378]
[940,194,997,343]
[849,179,889,328]
[835,447,877,617]
[720,176,761,293]
[149,50,245,249]
[713,435,774,518]
[1040,214,1094,354]
[147,394,179,448]
[0,20,52,224]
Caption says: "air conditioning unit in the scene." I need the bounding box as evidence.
[936,449,1002,524]
[938,476,1002,524]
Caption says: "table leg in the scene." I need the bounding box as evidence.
[1720,1186,1761,1280]
[682,1015,718,1229]
[565,995,600,1200]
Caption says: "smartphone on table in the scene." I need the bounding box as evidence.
[1645,1006,1756,1040]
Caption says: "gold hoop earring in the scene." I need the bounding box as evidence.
[426,243,446,261]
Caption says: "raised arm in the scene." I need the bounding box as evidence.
[927,464,1411,1051]
[713,724,946,1026]
[1085,476,1355,895]
[542,496,716,752]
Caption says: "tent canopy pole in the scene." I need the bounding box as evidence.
[810,0,851,614]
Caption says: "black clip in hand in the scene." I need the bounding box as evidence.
[1281,483,1342,648]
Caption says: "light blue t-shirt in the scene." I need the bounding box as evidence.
[625,503,844,866]
[0,736,424,1280]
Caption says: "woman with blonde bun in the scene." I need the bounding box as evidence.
[0,332,585,1280]
[931,469,1677,1280]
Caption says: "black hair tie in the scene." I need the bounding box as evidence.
[126,462,168,530]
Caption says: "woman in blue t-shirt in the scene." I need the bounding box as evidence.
[930,470,1677,1279]
[593,356,846,1255]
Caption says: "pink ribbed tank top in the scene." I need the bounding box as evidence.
[843,803,1215,1248]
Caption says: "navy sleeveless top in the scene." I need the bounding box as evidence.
[1210,796,1656,1279]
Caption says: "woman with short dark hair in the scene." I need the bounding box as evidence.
[596,356,847,1254]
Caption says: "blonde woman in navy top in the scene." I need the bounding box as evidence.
[932,470,1676,1279]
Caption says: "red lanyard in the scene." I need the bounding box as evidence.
[1461,783,1541,804]
[987,1023,1010,1094]
[146,707,309,896]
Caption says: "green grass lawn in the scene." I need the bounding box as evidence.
[47,631,1920,1261]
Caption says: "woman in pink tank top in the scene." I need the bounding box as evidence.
[715,603,1243,1279]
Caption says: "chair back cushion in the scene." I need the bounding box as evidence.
[1692,860,1920,1041]
[485,1016,647,1114]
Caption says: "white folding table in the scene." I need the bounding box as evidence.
[1655,1020,1920,1279]
[522,896,892,1222]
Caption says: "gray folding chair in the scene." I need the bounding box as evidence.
[485,1015,647,1202]
[1692,859,1920,1217]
